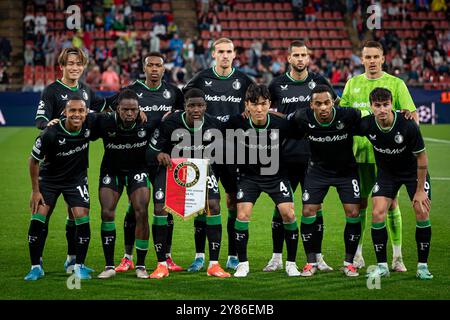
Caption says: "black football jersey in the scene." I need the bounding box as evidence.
[92,112,159,174]
[31,115,97,182]
[290,107,361,175]
[269,71,336,164]
[223,114,298,176]
[106,80,184,124]
[148,111,224,161]
[35,80,105,128]
[357,112,426,178]
[183,67,254,120]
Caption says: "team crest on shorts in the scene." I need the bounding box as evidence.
[155,189,164,200]
[394,132,404,144]
[237,190,244,200]
[163,89,171,99]
[103,175,112,185]
[302,190,310,202]
[232,79,241,90]
[138,130,146,138]
[269,131,278,140]
[372,183,380,194]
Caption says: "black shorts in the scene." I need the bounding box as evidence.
[99,170,150,196]
[279,161,308,193]
[302,166,361,204]
[153,165,220,204]
[213,163,238,193]
[39,176,90,208]
[236,173,294,205]
[371,171,432,201]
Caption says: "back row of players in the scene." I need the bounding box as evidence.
[24,38,432,281]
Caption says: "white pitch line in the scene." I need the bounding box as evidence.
[432,177,450,181]
[424,137,450,144]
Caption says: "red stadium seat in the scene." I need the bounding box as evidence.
[319,30,329,39]
[287,20,296,29]
[238,20,248,29]
[263,2,273,11]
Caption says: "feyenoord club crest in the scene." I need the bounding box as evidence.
[84,129,90,138]
[35,138,42,148]
[237,190,244,200]
[203,130,212,141]
[138,130,146,138]
[102,175,111,185]
[174,161,201,188]
[269,131,278,140]
[308,80,316,90]
[163,89,171,99]
[232,79,241,90]
[82,90,88,100]
[302,190,310,202]
[394,132,404,144]
[155,189,164,200]
[336,121,345,130]
[372,183,380,194]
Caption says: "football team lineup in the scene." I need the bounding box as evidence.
[1,35,449,301]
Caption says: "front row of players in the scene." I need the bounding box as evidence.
[25,84,433,280]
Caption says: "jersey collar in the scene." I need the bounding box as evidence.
[182,112,204,132]
[313,107,336,127]
[249,114,270,131]
[212,66,235,79]
[286,70,309,83]
[57,79,79,91]
[363,71,386,81]
[136,79,162,91]
[375,111,397,133]
[59,119,81,136]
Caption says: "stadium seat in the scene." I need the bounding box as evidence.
[263,2,273,11]
[282,3,291,10]
[238,20,248,29]
[242,40,252,49]
[287,20,296,29]
[319,30,329,39]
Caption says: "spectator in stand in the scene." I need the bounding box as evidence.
[54,0,64,11]
[34,11,47,35]
[169,33,184,56]
[85,64,102,90]
[305,1,316,21]
[167,22,179,40]
[153,22,167,40]
[208,11,222,33]
[431,0,447,11]
[84,11,95,31]
[194,37,207,71]
[101,65,120,91]
[201,0,210,14]
[198,11,210,31]
[292,0,304,20]
[72,30,84,49]
[416,0,430,11]
[124,1,134,26]
[150,31,161,52]
[0,37,12,63]
[330,66,342,85]
[43,34,57,67]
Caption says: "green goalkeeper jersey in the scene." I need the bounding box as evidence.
[340,72,416,163]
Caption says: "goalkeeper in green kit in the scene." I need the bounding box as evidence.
[340,41,418,272]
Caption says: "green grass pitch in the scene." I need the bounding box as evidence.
[0,125,449,300]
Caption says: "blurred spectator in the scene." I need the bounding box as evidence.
[150,31,161,52]
[84,11,95,31]
[54,0,64,11]
[431,0,447,11]
[167,22,179,40]
[0,62,9,85]
[0,37,12,63]
[85,65,102,90]
[34,11,47,35]
[43,34,57,67]
[169,33,184,56]
[101,65,120,91]
[194,38,207,71]
[305,1,316,21]
[153,22,167,39]
[201,0,210,14]
[24,43,35,66]
[208,11,222,33]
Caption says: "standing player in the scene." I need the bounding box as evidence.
[26,97,94,280]
[264,40,335,272]
[289,85,362,277]
[223,84,301,278]
[358,88,432,280]
[340,41,418,271]
[183,38,254,271]
[146,88,230,278]
[95,90,159,279]
[106,52,185,273]
[34,47,105,273]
